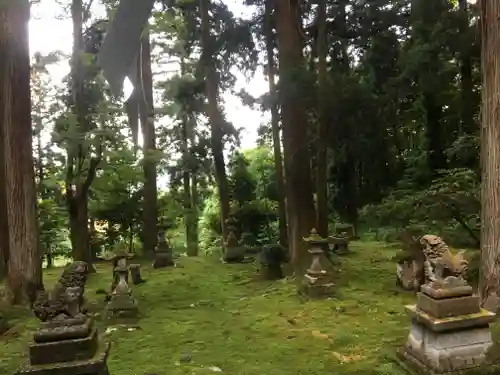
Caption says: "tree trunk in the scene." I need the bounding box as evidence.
[68,192,92,266]
[45,244,53,269]
[0,116,8,281]
[138,31,158,257]
[264,0,288,248]
[459,0,475,135]
[200,0,231,242]
[275,0,316,269]
[479,0,500,312]
[0,0,44,304]
[182,114,195,255]
[190,169,199,254]
[316,0,329,237]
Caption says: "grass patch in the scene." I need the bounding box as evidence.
[1,242,421,374]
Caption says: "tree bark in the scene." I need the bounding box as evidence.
[0,110,8,281]
[0,0,44,304]
[200,0,231,243]
[479,0,500,312]
[275,0,316,268]
[316,0,329,237]
[138,31,158,257]
[264,0,288,248]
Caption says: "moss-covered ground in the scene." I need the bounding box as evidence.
[0,242,433,375]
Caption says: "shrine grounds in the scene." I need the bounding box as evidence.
[2,242,498,375]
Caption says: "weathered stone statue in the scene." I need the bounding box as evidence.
[397,251,496,374]
[33,261,89,322]
[152,230,175,269]
[420,234,468,284]
[222,217,245,263]
[395,233,466,292]
[105,258,139,320]
[108,250,134,292]
[18,261,110,375]
[300,229,334,297]
[259,244,288,280]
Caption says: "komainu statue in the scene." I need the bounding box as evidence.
[32,261,89,321]
[396,233,468,292]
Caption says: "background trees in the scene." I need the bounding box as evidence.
[1,0,497,305]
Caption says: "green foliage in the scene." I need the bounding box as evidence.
[228,151,256,206]
[361,168,480,248]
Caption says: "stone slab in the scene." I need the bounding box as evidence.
[417,293,480,319]
[300,277,334,298]
[406,305,495,332]
[29,328,98,365]
[17,340,110,375]
[403,321,492,373]
[152,253,174,268]
[421,284,473,299]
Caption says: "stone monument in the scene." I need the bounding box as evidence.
[328,235,350,255]
[129,264,145,285]
[152,230,175,269]
[105,258,139,319]
[259,244,288,280]
[222,217,245,263]
[397,247,496,374]
[18,261,110,375]
[300,229,334,297]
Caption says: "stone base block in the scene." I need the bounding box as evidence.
[17,340,110,375]
[152,253,174,268]
[106,295,138,317]
[417,293,480,319]
[403,321,492,373]
[29,328,98,365]
[405,305,495,332]
[300,279,334,298]
[222,247,245,263]
[421,284,473,299]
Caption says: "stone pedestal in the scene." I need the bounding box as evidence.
[398,285,496,374]
[16,316,110,375]
[300,229,334,298]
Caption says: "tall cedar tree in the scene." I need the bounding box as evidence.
[0,0,44,304]
[275,0,316,268]
[479,0,500,311]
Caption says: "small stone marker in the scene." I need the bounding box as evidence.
[152,230,175,269]
[300,229,334,297]
[129,264,145,284]
[17,262,110,375]
[397,276,496,373]
[222,217,245,263]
